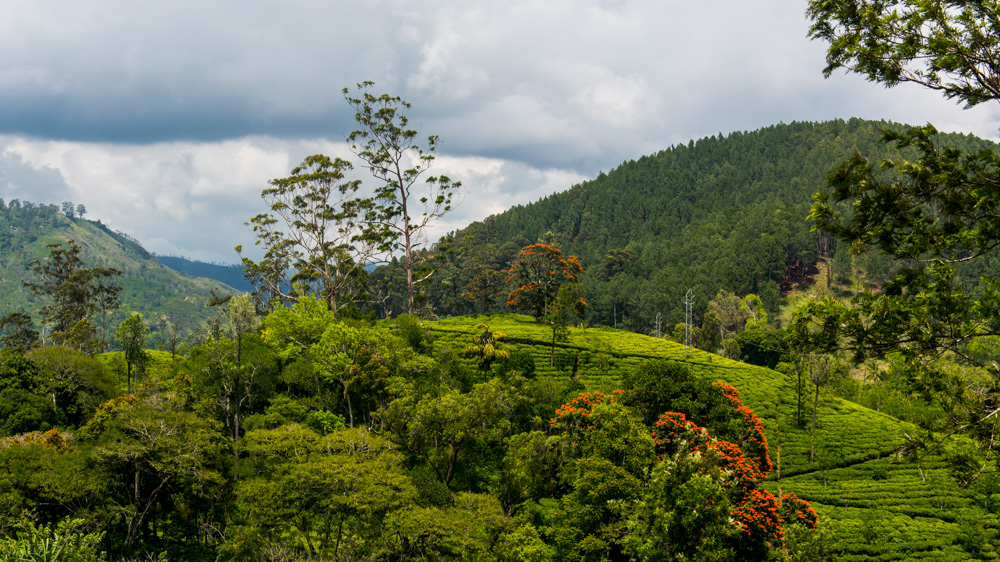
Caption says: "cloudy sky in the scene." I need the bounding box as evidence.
[1,0,998,264]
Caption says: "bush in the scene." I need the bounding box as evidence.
[0,519,105,562]
[396,314,433,354]
[498,347,536,379]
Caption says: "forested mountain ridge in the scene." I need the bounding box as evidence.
[155,254,253,293]
[0,201,238,338]
[409,118,1000,331]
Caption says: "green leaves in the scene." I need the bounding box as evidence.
[237,425,416,559]
[344,82,463,314]
[807,0,1000,107]
[239,154,375,315]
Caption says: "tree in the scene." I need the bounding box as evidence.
[263,296,406,429]
[462,251,507,314]
[739,294,768,331]
[23,240,121,347]
[79,397,231,549]
[238,154,379,315]
[806,1,1000,452]
[506,244,584,319]
[381,379,518,488]
[75,204,86,219]
[808,0,1000,109]
[235,425,415,559]
[542,284,587,367]
[27,345,118,428]
[115,313,149,395]
[0,313,38,350]
[463,324,510,382]
[344,82,463,316]
[61,201,74,218]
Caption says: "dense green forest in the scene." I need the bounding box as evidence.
[376,118,1000,333]
[7,307,996,561]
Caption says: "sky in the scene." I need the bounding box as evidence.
[1,0,999,264]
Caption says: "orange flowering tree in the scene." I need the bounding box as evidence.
[642,384,817,559]
[506,244,584,319]
[549,383,818,560]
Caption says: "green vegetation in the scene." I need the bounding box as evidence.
[428,314,1000,560]
[375,118,1000,336]
[0,200,239,345]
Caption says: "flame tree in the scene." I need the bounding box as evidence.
[506,244,584,319]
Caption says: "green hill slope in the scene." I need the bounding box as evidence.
[397,118,1000,334]
[0,201,239,338]
[427,314,999,560]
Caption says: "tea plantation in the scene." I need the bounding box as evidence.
[427,314,999,560]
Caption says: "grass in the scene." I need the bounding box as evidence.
[426,313,1000,560]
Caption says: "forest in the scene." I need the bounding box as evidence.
[7,0,1000,560]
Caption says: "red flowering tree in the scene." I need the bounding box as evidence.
[551,384,819,560]
[550,389,654,477]
[506,244,584,319]
[640,383,817,559]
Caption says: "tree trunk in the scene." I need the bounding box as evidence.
[343,381,354,429]
[550,330,556,367]
[811,372,819,461]
[797,361,804,429]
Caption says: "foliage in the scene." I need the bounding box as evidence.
[78,397,231,549]
[24,240,121,350]
[0,519,105,562]
[114,314,149,395]
[382,378,520,488]
[25,346,118,428]
[463,251,508,314]
[506,244,585,319]
[237,154,377,314]
[0,313,39,351]
[345,81,462,316]
[233,425,414,560]
[463,324,511,382]
[807,0,1000,108]
[263,297,409,428]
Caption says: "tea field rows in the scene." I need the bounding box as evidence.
[427,314,1000,560]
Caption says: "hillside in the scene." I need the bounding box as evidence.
[395,118,1000,333]
[0,201,239,339]
[426,314,998,560]
[155,255,253,293]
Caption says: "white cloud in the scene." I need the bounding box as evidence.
[0,136,586,263]
[0,0,997,263]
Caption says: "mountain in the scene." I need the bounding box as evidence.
[406,118,1000,331]
[155,255,253,293]
[0,201,239,338]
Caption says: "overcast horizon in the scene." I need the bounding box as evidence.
[2,0,998,264]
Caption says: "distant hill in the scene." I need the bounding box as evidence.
[156,255,253,293]
[403,118,1000,331]
[0,200,239,338]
